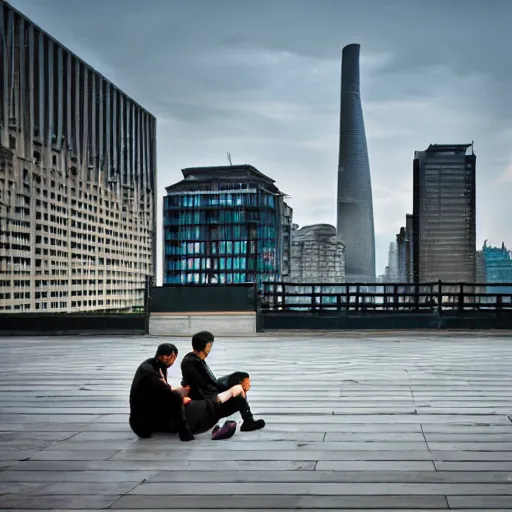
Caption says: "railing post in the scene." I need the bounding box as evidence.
[458,284,464,311]
[437,280,443,314]
[254,282,260,312]
[311,285,316,312]
[272,283,278,311]
[354,285,360,312]
[282,283,286,311]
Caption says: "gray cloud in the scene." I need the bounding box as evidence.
[10,0,512,280]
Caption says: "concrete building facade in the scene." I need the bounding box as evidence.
[163,165,292,288]
[0,2,157,312]
[336,43,376,283]
[285,224,345,283]
[412,143,476,283]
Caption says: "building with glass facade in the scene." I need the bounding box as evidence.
[337,43,376,283]
[163,165,292,287]
[480,242,512,295]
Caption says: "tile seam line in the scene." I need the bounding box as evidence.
[106,481,142,510]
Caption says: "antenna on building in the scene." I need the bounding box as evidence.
[227,152,233,166]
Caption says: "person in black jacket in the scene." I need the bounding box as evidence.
[181,331,264,432]
[129,343,253,441]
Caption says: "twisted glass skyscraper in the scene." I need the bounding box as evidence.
[336,43,376,283]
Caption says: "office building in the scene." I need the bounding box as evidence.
[336,43,376,283]
[0,2,157,312]
[163,165,292,287]
[412,143,476,283]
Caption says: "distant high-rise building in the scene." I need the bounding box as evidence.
[0,2,157,313]
[412,143,476,283]
[405,214,414,283]
[395,227,408,282]
[385,242,399,282]
[383,222,413,285]
[336,43,376,283]
[163,165,292,287]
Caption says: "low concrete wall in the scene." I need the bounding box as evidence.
[0,313,147,336]
[259,310,512,331]
[150,284,256,313]
[149,312,256,336]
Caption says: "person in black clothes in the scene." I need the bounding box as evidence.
[129,343,254,441]
[181,331,265,432]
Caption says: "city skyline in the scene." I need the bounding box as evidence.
[6,0,512,282]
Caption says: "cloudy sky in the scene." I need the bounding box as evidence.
[10,0,512,281]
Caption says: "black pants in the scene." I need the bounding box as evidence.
[185,394,252,434]
[130,395,252,438]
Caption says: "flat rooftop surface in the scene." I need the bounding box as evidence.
[1,334,512,511]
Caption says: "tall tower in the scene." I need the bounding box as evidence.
[337,43,376,282]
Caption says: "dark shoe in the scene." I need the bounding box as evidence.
[240,418,265,431]
[212,420,237,440]
[179,430,195,442]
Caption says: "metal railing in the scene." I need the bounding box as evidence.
[261,281,512,312]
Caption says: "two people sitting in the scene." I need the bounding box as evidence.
[129,331,264,441]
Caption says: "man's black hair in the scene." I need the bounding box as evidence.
[155,343,178,357]
[191,331,214,352]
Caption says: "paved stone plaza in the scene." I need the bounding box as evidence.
[0,333,512,510]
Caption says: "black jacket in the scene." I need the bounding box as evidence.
[129,358,185,429]
[181,352,228,400]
